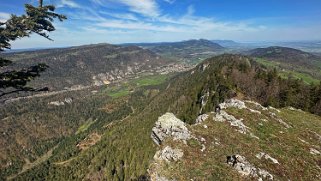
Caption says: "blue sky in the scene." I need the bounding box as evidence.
[1,0,321,49]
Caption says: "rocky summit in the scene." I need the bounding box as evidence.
[151,113,191,145]
[147,98,321,180]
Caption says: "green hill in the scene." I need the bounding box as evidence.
[249,46,321,84]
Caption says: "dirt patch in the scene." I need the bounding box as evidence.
[77,133,102,151]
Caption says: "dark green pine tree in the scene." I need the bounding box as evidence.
[0,0,66,98]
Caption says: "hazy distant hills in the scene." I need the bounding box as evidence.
[3,44,173,92]
[125,39,226,64]
[211,40,241,47]
[125,39,224,49]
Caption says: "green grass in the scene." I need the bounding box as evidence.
[279,70,320,84]
[100,74,170,99]
[133,74,169,87]
[254,58,280,68]
[107,88,130,98]
[76,119,96,134]
[254,58,320,84]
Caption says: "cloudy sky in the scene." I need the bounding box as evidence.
[1,0,321,49]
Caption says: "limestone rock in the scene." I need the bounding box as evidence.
[154,146,184,163]
[64,98,73,104]
[48,101,65,106]
[245,100,268,111]
[268,106,281,113]
[155,175,174,181]
[227,155,273,180]
[151,113,191,145]
[310,148,321,155]
[195,114,209,124]
[214,110,249,134]
[219,99,247,109]
[256,152,279,164]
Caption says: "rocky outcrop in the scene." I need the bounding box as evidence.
[215,110,249,134]
[48,97,73,106]
[227,155,274,180]
[154,146,184,163]
[155,175,174,181]
[219,99,247,109]
[151,113,191,145]
[245,100,268,111]
[199,91,209,114]
[215,110,260,139]
[195,114,209,124]
[48,101,65,106]
[64,98,73,104]
[256,152,279,164]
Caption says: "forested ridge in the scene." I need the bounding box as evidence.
[3,54,320,180]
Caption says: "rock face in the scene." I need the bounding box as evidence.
[151,113,191,145]
[227,155,274,180]
[219,99,247,109]
[154,146,184,163]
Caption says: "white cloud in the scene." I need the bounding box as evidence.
[90,0,160,17]
[10,0,320,49]
[90,0,104,6]
[163,0,175,4]
[114,0,160,17]
[0,12,10,22]
[97,19,187,32]
[186,5,195,16]
[99,11,138,21]
[57,0,81,8]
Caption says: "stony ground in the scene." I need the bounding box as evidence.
[149,99,321,181]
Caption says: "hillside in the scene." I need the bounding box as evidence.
[249,46,321,83]
[149,99,321,180]
[0,72,174,180]
[249,46,321,65]
[2,44,183,95]
[5,54,321,181]
[127,39,226,64]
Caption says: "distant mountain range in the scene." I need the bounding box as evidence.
[3,44,174,93]
[124,39,226,64]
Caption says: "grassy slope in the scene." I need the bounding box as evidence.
[101,74,170,99]
[254,58,320,84]
[157,102,321,180]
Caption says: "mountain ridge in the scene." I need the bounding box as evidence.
[2,43,186,100]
